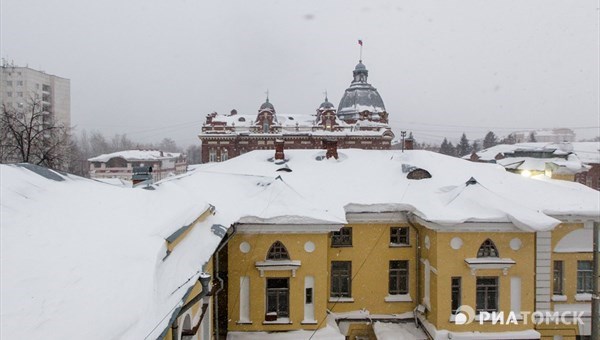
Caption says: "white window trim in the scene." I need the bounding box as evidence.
[328,297,354,303]
[255,260,301,277]
[384,294,412,302]
[464,257,515,275]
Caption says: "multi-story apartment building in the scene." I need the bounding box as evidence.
[0,60,71,128]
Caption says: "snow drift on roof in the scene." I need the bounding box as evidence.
[88,149,181,162]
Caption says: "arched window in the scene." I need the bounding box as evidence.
[477,239,499,258]
[266,241,290,260]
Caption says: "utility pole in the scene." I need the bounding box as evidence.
[592,221,599,340]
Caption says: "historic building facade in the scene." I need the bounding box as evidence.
[198,60,394,163]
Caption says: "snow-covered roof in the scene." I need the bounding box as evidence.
[0,164,223,339]
[3,149,599,339]
[470,142,600,164]
[159,149,599,232]
[88,150,182,162]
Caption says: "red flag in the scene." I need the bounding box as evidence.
[358,39,363,46]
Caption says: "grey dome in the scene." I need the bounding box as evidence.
[319,97,335,110]
[259,98,275,112]
[354,61,367,71]
[337,61,386,120]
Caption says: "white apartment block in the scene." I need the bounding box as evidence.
[0,61,71,128]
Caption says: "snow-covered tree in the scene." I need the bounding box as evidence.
[500,133,517,145]
[482,131,498,149]
[528,131,537,142]
[457,133,472,156]
[439,138,457,156]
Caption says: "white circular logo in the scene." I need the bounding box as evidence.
[455,305,475,325]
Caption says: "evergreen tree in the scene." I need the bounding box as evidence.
[500,133,517,145]
[457,133,471,156]
[482,131,498,149]
[528,131,537,142]
[472,140,481,152]
[439,138,457,156]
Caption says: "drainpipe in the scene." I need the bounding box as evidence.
[171,273,212,340]
[214,224,237,340]
[405,213,421,308]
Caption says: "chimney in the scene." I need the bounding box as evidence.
[323,138,339,160]
[274,139,285,160]
[404,137,414,150]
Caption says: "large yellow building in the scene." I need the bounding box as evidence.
[183,148,600,340]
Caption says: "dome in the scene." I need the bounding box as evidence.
[354,61,367,71]
[259,98,275,112]
[319,97,335,110]
[337,61,386,121]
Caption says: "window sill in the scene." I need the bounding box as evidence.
[263,318,291,325]
[301,320,318,325]
[575,293,592,302]
[331,245,352,248]
[329,297,354,303]
[389,243,411,248]
[236,321,253,325]
[552,294,567,302]
[385,294,412,302]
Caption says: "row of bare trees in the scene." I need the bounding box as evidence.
[1,99,201,177]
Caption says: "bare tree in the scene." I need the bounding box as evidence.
[0,98,70,170]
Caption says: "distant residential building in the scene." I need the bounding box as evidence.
[0,60,71,128]
[198,60,394,163]
[467,142,600,190]
[88,150,187,182]
[513,128,576,143]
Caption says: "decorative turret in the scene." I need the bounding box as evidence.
[255,96,278,133]
[316,95,338,131]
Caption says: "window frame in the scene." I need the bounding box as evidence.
[476,276,499,314]
[266,278,289,318]
[477,239,499,258]
[451,277,462,314]
[388,260,409,295]
[330,261,352,298]
[577,260,593,294]
[266,241,290,261]
[331,227,352,247]
[553,260,563,295]
[390,227,410,246]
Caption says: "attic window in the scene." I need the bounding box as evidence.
[238,117,246,122]
[288,116,294,120]
[406,168,432,180]
[477,239,499,258]
[267,241,290,260]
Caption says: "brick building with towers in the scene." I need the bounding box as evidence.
[198,60,394,163]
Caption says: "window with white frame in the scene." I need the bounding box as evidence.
[476,277,498,313]
[388,260,408,295]
[577,261,593,293]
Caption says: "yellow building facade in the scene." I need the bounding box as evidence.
[220,215,596,339]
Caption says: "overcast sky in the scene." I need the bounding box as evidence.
[2,0,599,146]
